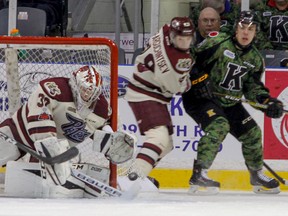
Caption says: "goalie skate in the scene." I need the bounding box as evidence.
[249,169,280,194]
[188,162,220,195]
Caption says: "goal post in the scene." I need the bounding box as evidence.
[0,36,119,187]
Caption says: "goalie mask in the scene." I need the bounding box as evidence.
[70,65,102,113]
[169,17,194,51]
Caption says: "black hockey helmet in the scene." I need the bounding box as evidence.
[236,10,259,28]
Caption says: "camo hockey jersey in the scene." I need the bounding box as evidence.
[124,24,194,104]
[255,0,288,50]
[0,77,111,149]
[192,32,270,107]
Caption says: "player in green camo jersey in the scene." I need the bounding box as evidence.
[182,11,284,195]
[254,0,288,50]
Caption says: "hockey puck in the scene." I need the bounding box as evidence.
[128,172,139,181]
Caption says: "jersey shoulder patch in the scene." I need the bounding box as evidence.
[207,31,219,38]
[40,77,73,102]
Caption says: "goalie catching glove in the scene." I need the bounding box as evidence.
[93,128,136,164]
[256,95,284,118]
[189,69,213,99]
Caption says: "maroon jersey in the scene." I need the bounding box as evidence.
[125,24,194,104]
[0,77,111,149]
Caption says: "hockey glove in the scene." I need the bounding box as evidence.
[93,129,136,164]
[189,71,213,99]
[257,95,284,118]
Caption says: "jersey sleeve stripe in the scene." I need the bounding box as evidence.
[27,115,54,122]
[28,126,57,135]
[133,74,162,92]
[16,106,35,147]
[128,83,171,103]
[137,153,156,166]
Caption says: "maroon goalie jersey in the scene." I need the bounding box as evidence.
[0,77,111,149]
[125,24,194,104]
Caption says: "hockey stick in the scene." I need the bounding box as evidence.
[263,162,288,186]
[71,169,141,199]
[0,131,79,165]
[213,92,288,113]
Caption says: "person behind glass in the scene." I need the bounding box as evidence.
[195,7,221,44]
[190,0,236,34]
[182,11,284,195]
[124,17,195,184]
[254,0,288,50]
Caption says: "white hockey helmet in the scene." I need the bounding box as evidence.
[70,65,102,108]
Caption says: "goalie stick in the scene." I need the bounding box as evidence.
[0,131,79,165]
[263,162,288,186]
[213,92,288,114]
[71,169,141,199]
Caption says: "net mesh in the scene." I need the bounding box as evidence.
[0,39,115,170]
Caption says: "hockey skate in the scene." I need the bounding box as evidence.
[249,168,280,194]
[188,162,220,195]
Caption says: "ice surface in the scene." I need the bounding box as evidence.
[0,190,287,216]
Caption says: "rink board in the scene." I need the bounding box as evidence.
[149,168,288,191]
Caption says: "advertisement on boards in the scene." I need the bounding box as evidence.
[263,69,288,159]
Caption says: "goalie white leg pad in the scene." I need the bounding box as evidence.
[5,161,44,198]
[4,161,85,198]
[72,163,110,198]
[0,132,21,166]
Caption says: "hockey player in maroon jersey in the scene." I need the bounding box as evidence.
[0,65,136,198]
[124,17,195,185]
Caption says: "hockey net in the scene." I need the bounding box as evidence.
[0,36,118,186]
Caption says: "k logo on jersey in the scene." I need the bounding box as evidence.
[62,113,90,143]
[269,15,288,43]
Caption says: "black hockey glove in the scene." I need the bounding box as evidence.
[257,95,284,118]
[189,71,213,99]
